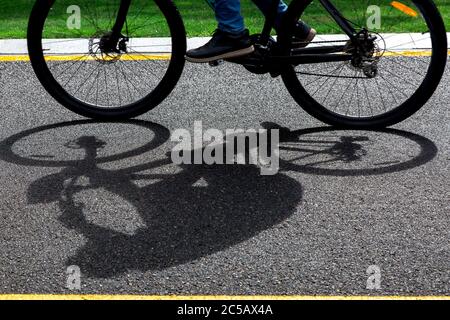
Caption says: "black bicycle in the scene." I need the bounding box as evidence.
[27,0,447,128]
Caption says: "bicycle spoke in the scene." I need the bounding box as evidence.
[291,0,438,119]
[39,0,176,109]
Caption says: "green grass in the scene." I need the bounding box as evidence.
[0,0,449,39]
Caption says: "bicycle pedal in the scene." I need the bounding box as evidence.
[209,59,224,67]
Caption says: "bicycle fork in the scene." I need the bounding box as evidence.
[109,0,132,45]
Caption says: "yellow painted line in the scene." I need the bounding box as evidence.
[383,50,450,57]
[383,50,432,57]
[0,55,32,62]
[0,50,449,62]
[0,294,449,301]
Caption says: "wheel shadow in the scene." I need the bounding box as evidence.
[0,120,438,278]
[0,120,303,278]
[262,122,438,176]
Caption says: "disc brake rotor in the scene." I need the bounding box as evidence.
[88,32,129,64]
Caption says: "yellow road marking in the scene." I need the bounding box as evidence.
[383,50,432,57]
[0,294,449,300]
[0,50,449,62]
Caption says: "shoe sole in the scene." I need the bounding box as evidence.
[185,46,255,63]
[292,29,317,48]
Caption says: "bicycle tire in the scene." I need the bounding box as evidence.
[27,0,187,120]
[279,0,447,128]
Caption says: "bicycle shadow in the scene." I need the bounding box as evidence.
[0,120,303,278]
[0,120,438,278]
[262,122,438,177]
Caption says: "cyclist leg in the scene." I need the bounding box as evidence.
[251,0,288,30]
[186,0,254,63]
[252,0,316,44]
[212,0,245,34]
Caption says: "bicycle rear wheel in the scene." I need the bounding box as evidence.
[28,0,186,120]
[280,0,447,128]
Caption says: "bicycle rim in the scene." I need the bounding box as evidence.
[34,0,181,111]
[284,0,446,122]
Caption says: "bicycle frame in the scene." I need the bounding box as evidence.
[249,0,356,65]
[110,0,357,65]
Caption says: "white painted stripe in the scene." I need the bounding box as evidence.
[1,33,449,55]
[0,37,211,55]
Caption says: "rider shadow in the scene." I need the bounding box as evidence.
[13,123,303,278]
[0,120,438,278]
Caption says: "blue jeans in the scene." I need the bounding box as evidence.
[207,0,289,34]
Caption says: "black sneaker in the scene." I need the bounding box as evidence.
[292,22,316,48]
[268,22,316,78]
[186,29,254,63]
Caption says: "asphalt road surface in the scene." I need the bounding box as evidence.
[0,60,449,295]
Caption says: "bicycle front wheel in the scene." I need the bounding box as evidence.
[28,0,186,120]
[281,0,447,128]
